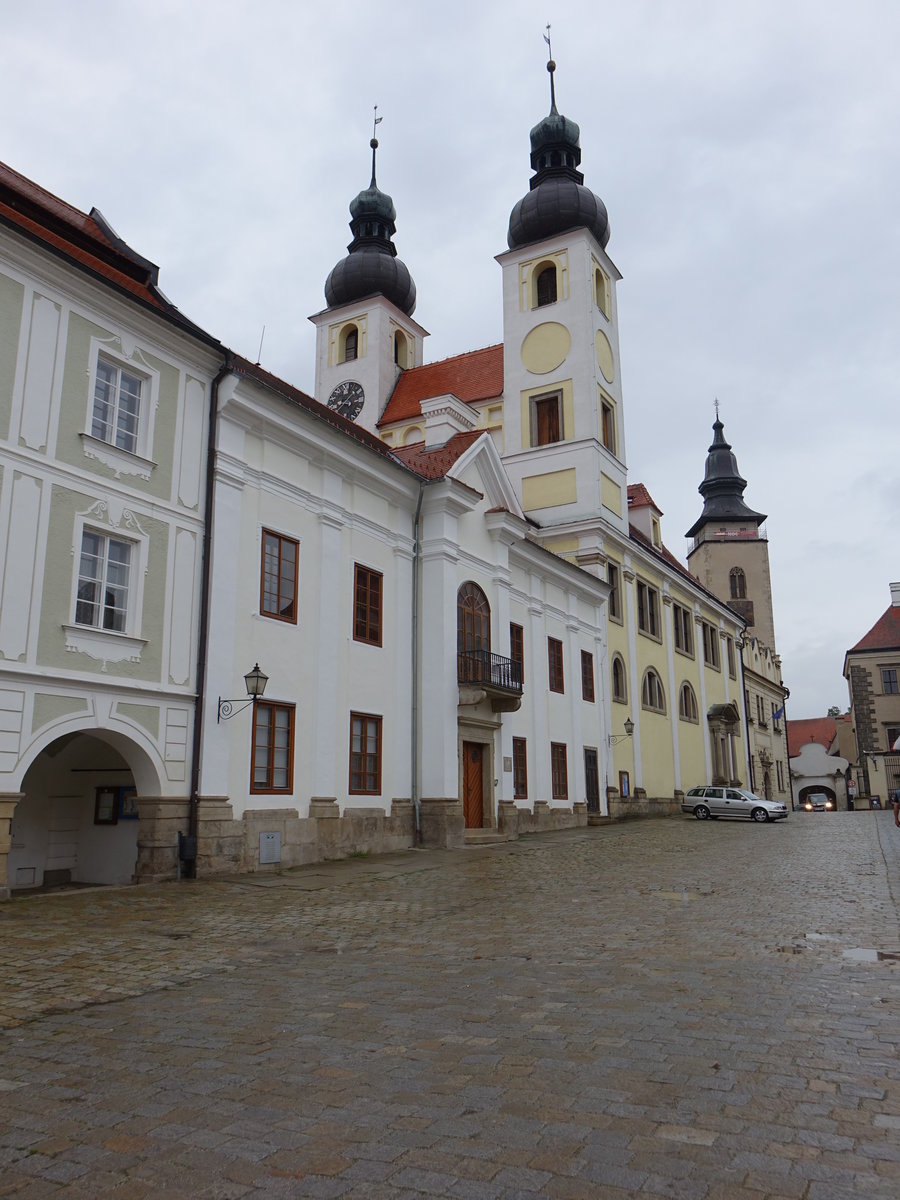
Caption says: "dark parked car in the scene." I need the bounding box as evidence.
[800,793,833,812]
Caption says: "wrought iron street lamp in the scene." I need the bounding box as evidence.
[217,663,269,723]
[609,717,634,746]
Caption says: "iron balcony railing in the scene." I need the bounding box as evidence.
[457,650,523,695]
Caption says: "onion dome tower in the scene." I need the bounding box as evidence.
[507,51,610,251]
[686,416,767,540]
[324,133,416,316]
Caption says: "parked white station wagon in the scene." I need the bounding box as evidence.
[682,786,789,823]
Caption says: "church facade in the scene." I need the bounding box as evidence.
[1,59,771,892]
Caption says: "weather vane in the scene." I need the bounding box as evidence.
[543,24,557,108]
[370,105,383,185]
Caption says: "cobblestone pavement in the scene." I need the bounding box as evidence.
[1,811,899,1199]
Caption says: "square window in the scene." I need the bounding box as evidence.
[260,530,299,623]
[251,701,295,793]
[513,737,528,799]
[530,393,563,446]
[92,355,144,454]
[349,712,382,795]
[551,742,568,800]
[354,564,383,646]
[548,637,565,693]
[581,650,595,702]
[75,530,132,633]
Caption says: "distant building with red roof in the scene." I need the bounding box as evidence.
[843,583,900,802]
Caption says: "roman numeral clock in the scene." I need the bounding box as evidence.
[326,380,365,422]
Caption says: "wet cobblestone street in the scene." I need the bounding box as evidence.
[1,810,899,1198]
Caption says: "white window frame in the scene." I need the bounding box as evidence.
[64,513,148,666]
[81,340,159,480]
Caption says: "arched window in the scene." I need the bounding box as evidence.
[729,567,746,599]
[611,654,628,703]
[679,682,699,723]
[343,327,358,362]
[393,331,408,368]
[457,582,491,685]
[641,668,666,714]
[535,265,558,307]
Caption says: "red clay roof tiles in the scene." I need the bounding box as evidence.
[848,604,900,653]
[379,344,504,425]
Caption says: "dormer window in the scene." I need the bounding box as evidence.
[535,265,558,307]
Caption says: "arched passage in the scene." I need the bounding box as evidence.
[6,727,164,892]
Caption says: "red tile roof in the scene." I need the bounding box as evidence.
[379,344,504,425]
[0,160,215,343]
[627,482,663,513]
[390,430,485,479]
[787,717,837,758]
[847,603,900,653]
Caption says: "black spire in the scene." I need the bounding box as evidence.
[324,113,416,316]
[686,416,767,539]
[507,35,610,251]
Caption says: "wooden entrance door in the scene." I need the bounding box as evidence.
[463,742,484,828]
[584,747,600,813]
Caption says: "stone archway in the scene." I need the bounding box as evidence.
[3,727,171,895]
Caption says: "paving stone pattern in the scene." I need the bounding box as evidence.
[1,811,900,1198]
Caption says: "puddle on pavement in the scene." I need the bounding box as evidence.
[843,947,900,963]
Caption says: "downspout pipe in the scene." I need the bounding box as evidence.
[187,352,235,877]
[410,482,425,843]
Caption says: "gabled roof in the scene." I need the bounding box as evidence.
[787,717,837,758]
[847,604,900,653]
[379,344,504,425]
[390,430,485,479]
[627,483,662,513]
[0,159,217,345]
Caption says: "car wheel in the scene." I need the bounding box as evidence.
[750,807,769,823]
[694,804,710,820]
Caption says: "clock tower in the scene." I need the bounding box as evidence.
[311,132,427,433]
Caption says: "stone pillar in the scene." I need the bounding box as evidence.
[0,794,23,900]
[497,799,519,840]
[419,797,464,849]
[196,797,242,876]
[134,796,190,883]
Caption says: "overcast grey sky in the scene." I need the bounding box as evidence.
[5,0,898,718]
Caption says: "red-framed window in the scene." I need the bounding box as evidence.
[581,650,595,702]
[260,530,298,623]
[349,712,382,795]
[251,701,295,793]
[551,742,568,800]
[353,565,383,646]
[548,637,564,693]
[510,622,524,684]
[512,737,528,799]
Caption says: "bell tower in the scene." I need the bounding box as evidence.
[311,118,426,433]
[496,44,629,540]
[686,413,775,649]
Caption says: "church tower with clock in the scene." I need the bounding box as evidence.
[311,133,427,428]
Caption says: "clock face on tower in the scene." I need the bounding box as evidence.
[326,380,365,422]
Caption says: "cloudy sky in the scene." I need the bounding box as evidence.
[5,0,898,718]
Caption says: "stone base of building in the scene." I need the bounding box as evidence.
[606,789,683,821]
